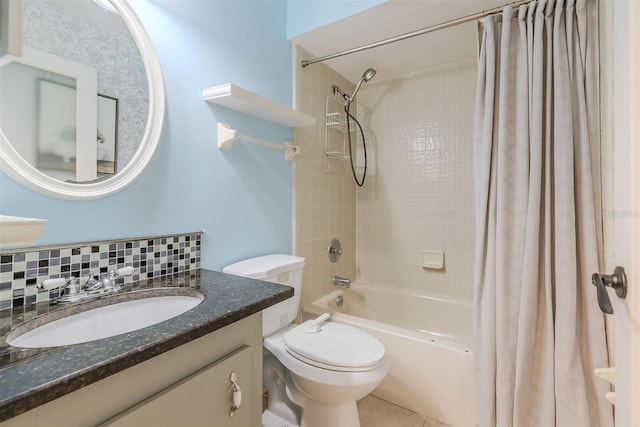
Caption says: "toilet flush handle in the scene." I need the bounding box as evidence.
[305,312,331,333]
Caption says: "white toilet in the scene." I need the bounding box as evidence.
[223,254,388,427]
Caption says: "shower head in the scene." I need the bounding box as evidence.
[361,68,377,82]
[346,68,377,108]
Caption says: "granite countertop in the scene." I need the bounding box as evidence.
[0,268,293,422]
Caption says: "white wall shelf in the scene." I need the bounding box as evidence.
[202,83,316,128]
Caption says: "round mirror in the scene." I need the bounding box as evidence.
[0,0,164,200]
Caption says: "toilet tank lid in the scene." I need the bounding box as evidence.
[222,254,305,279]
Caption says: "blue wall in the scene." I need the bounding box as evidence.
[286,0,385,39]
[0,0,294,271]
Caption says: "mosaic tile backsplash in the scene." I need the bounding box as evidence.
[0,232,202,310]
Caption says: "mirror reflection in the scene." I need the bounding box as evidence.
[0,0,149,183]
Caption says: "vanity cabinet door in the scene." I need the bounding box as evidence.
[102,345,256,427]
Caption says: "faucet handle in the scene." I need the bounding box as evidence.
[117,266,136,276]
[39,278,67,291]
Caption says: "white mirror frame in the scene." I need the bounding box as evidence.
[0,0,165,200]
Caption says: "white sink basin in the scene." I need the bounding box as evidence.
[0,215,48,248]
[8,294,203,348]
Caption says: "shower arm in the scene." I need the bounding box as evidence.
[332,68,376,108]
[332,85,349,102]
[333,84,358,108]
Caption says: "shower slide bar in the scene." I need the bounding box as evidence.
[300,0,534,68]
[217,123,299,161]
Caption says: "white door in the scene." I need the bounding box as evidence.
[612,1,640,425]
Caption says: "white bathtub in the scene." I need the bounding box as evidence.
[303,283,475,427]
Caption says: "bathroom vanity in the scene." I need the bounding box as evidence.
[0,269,293,426]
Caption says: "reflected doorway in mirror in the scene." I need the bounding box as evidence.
[37,79,77,178]
[97,93,118,175]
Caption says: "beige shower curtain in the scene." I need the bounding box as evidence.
[473,0,613,425]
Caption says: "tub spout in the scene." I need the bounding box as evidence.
[333,276,351,288]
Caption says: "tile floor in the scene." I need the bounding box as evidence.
[357,395,449,427]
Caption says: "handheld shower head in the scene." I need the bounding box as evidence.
[361,68,377,82]
[346,68,377,107]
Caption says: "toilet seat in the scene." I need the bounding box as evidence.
[283,320,385,372]
[264,324,389,389]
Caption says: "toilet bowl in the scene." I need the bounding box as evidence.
[223,254,388,427]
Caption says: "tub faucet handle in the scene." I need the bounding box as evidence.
[328,239,343,262]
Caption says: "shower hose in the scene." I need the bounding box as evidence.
[344,103,367,187]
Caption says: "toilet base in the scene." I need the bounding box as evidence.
[299,401,360,427]
[263,354,301,427]
[287,377,361,427]
[262,408,300,427]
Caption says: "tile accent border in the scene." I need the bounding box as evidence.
[0,232,203,310]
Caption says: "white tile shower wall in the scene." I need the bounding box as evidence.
[356,59,476,299]
[293,46,357,309]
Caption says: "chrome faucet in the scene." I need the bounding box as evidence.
[39,267,136,305]
[332,276,351,288]
[84,270,118,292]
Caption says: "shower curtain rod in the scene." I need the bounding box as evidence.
[300,0,534,68]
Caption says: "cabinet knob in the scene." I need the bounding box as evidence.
[229,371,242,418]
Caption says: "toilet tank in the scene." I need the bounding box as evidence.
[223,254,305,336]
